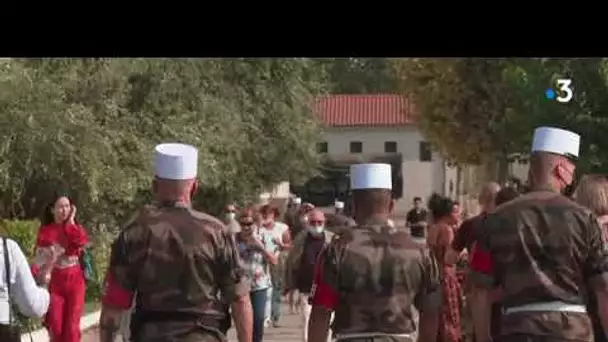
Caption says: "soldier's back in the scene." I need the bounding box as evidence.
[483,190,601,340]
[323,221,439,338]
[126,203,233,342]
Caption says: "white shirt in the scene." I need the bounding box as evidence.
[0,238,50,324]
[263,221,288,243]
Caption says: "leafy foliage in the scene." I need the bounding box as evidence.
[393,59,522,166]
[393,58,608,180]
[317,58,401,94]
[0,220,38,259]
[0,58,328,228]
[503,58,608,175]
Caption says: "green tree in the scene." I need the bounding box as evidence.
[394,57,608,181]
[0,58,327,227]
[393,58,530,180]
[318,58,400,94]
[504,58,608,175]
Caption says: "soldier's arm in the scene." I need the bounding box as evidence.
[583,213,608,337]
[217,229,253,342]
[308,244,339,342]
[100,229,139,342]
[414,248,441,342]
[468,214,498,342]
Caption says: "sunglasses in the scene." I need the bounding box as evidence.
[309,220,325,225]
[240,222,254,227]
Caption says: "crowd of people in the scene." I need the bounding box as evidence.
[219,196,352,342]
[2,125,608,342]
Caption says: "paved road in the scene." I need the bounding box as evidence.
[82,303,303,342]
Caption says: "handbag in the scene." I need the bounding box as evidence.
[0,237,22,342]
[80,247,95,283]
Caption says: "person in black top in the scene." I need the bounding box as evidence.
[406,196,428,237]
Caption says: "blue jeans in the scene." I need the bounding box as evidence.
[250,288,268,342]
[271,280,282,322]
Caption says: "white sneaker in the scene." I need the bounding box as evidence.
[264,318,271,328]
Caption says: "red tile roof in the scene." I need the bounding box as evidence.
[315,94,415,127]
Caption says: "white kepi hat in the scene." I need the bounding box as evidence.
[334,201,345,209]
[531,127,581,159]
[154,143,199,180]
[350,163,392,190]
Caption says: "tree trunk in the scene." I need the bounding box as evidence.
[497,155,510,184]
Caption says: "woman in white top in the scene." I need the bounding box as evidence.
[0,237,58,329]
[258,204,291,328]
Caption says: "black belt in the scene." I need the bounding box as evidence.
[136,310,224,330]
[131,310,229,341]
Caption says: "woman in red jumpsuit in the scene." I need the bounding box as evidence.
[31,194,87,342]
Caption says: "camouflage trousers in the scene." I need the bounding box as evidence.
[461,290,474,342]
[496,334,584,342]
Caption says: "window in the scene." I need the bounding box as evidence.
[419,141,432,162]
[350,141,362,153]
[316,141,328,153]
[384,141,397,153]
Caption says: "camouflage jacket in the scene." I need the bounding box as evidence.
[325,213,356,235]
[472,189,608,340]
[106,202,250,342]
[319,219,441,336]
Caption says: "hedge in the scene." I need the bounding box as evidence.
[0,219,111,329]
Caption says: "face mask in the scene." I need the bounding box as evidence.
[226,212,236,220]
[309,225,325,235]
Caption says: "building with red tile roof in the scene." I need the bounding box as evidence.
[295,94,458,215]
[315,94,415,127]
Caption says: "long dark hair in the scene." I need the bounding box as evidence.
[41,191,75,226]
[427,193,454,221]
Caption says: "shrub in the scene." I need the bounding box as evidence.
[85,228,113,303]
[0,219,39,260]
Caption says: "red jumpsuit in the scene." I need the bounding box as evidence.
[32,222,87,342]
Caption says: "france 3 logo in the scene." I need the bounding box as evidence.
[545,79,573,103]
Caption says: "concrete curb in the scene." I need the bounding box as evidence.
[20,310,100,342]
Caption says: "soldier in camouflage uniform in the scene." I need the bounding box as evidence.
[325,201,356,236]
[285,197,303,235]
[469,127,608,342]
[308,163,441,342]
[99,143,253,342]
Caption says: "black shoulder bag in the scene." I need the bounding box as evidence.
[0,237,21,342]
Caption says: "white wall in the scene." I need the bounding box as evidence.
[509,161,529,182]
[259,181,290,203]
[322,126,446,215]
